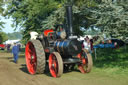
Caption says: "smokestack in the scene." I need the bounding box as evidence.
[66,5,74,36]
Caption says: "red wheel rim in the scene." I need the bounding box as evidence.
[77,50,87,73]
[25,42,37,74]
[77,51,86,65]
[49,53,58,78]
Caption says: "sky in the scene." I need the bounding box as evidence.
[0,16,19,33]
[0,4,20,33]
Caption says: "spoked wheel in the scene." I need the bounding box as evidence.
[49,52,63,78]
[77,49,93,73]
[25,40,46,74]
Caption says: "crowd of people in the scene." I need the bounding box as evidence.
[82,36,119,54]
[93,39,118,49]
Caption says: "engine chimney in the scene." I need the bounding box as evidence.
[66,5,74,37]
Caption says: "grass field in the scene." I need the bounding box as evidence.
[92,45,128,77]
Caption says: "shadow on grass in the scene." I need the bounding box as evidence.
[92,45,128,69]
[43,65,81,77]
[19,62,81,77]
[19,64,53,77]
[0,56,13,59]
[9,60,15,63]
[19,64,30,74]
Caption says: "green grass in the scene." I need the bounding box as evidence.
[92,45,128,76]
[0,50,5,53]
[0,48,8,53]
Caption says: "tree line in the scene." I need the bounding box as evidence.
[0,31,22,44]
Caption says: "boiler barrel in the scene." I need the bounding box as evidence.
[54,39,82,56]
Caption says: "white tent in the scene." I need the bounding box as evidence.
[4,39,21,45]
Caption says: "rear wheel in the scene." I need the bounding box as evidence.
[77,49,93,73]
[25,40,46,74]
[49,52,63,78]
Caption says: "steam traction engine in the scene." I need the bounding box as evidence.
[25,5,93,78]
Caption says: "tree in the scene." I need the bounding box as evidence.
[5,0,127,44]
[5,0,62,43]
[0,0,3,13]
[41,0,97,36]
[0,0,5,30]
[89,1,128,39]
[0,31,8,44]
[70,0,128,39]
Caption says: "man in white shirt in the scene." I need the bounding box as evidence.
[83,38,90,51]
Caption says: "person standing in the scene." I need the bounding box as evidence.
[83,37,90,51]
[7,44,11,52]
[17,44,21,51]
[12,43,19,63]
[90,38,94,51]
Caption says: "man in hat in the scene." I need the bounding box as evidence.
[12,43,19,63]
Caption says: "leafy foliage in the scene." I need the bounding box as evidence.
[90,2,128,39]
[4,0,128,43]
[41,0,98,36]
[5,0,61,43]
[0,0,3,13]
[0,31,8,44]
[0,0,5,30]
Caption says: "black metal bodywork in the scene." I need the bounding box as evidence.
[38,5,82,64]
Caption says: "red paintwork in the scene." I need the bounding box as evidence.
[44,48,50,53]
[0,44,5,48]
[49,53,58,78]
[25,41,37,74]
[77,51,87,73]
[43,29,54,37]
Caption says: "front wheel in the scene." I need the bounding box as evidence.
[49,52,63,78]
[25,40,46,74]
